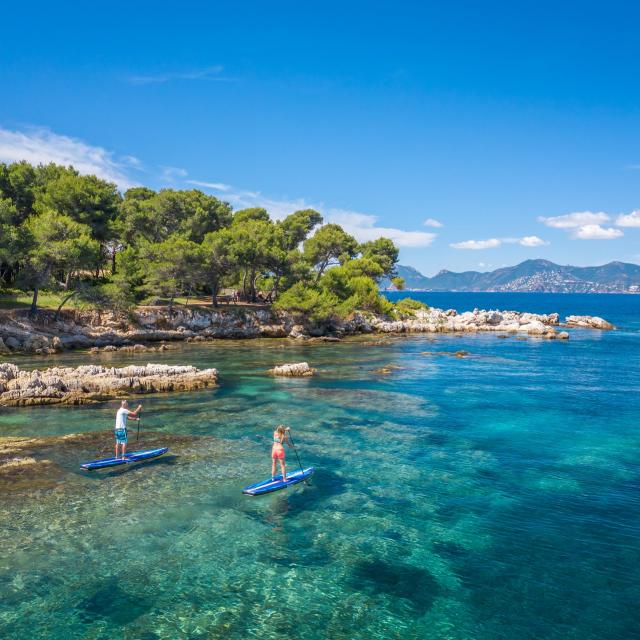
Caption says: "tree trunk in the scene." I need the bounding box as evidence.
[111,249,117,275]
[272,273,282,301]
[168,294,174,316]
[315,260,328,283]
[64,270,72,291]
[242,269,248,301]
[30,287,39,317]
[55,290,78,321]
[210,280,219,307]
[250,267,257,302]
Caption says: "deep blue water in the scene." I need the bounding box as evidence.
[0,293,639,639]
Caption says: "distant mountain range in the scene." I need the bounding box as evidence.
[382,260,640,293]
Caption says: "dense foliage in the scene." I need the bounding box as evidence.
[0,161,404,319]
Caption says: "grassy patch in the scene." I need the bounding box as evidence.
[0,290,67,311]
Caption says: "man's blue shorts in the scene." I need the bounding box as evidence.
[115,429,128,444]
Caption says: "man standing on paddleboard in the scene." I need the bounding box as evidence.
[115,400,142,458]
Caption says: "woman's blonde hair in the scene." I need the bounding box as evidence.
[276,425,287,437]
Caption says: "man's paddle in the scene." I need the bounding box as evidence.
[136,410,142,442]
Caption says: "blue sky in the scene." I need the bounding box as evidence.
[1,0,638,275]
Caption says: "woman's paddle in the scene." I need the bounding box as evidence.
[136,410,142,442]
[287,429,309,484]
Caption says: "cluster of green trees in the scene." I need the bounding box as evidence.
[0,161,405,318]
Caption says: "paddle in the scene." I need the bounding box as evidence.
[287,429,309,484]
[136,410,142,442]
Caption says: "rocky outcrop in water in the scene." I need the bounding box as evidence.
[267,362,316,377]
[564,315,614,330]
[364,308,568,337]
[0,304,614,356]
[0,363,219,406]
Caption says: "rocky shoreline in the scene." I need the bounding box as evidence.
[0,363,219,407]
[0,305,614,356]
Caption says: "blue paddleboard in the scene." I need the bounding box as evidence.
[242,466,315,496]
[81,447,168,470]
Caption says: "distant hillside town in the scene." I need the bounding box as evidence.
[383,260,640,293]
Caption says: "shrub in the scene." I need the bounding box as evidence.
[277,275,400,321]
[395,297,429,316]
[274,282,340,321]
[76,281,136,315]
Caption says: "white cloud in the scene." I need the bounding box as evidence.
[538,211,609,228]
[615,210,640,227]
[121,155,142,168]
[519,235,548,247]
[423,218,443,228]
[539,209,634,239]
[222,188,309,220]
[571,225,623,240]
[126,65,233,85]
[451,238,502,250]
[0,126,137,188]
[191,180,436,247]
[328,209,436,247]
[187,179,231,192]
[160,166,188,182]
[450,235,548,250]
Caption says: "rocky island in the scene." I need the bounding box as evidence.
[0,363,219,407]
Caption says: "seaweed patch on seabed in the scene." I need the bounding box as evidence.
[255,528,333,568]
[77,577,154,625]
[347,559,441,616]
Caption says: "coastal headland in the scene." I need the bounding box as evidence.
[0,305,613,358]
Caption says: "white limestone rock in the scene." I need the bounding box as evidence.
[565,315,614,330]
[267,362,316,377]
[0,363,219,407]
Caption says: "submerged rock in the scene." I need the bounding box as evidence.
[0,362,219,407]
[373,364,404,375]
[0,431,199,492]
[420,350,470,358]
[267,362,316,377]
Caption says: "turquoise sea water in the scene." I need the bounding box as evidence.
[1,293,639,639]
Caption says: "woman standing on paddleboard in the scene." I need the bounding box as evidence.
[271,425,291,481]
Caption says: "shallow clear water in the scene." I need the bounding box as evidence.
[1,293,639,639]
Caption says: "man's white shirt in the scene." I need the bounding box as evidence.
[115,407,130,431]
